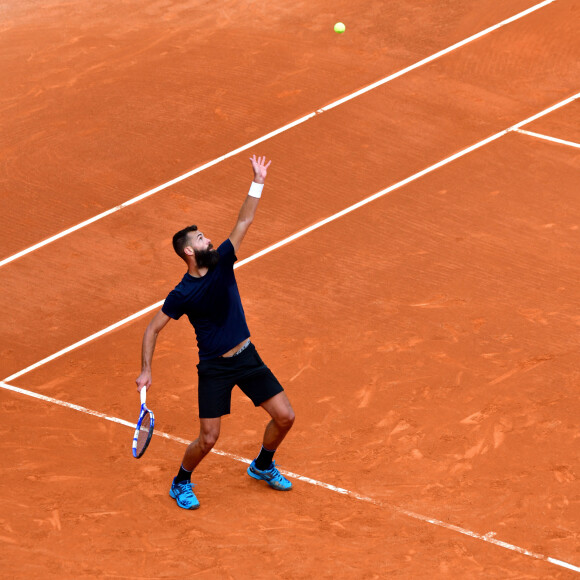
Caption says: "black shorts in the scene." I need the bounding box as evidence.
[196,342,284,419]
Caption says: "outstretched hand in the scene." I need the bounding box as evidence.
[250,155,271,184]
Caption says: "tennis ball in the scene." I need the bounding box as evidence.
[334,22,346,34]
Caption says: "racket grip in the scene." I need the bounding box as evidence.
[140,387,147,405]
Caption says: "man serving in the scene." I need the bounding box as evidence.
[136,155,295,510]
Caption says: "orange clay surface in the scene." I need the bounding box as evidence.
[1,0,579,578]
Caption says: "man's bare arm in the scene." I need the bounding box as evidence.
[229,155,271,253]
[135,309,172,392]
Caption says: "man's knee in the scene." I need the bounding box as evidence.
[262,392,295,430]
[199,431,218,453]
[276,408,295,431]
[199,420,220,453]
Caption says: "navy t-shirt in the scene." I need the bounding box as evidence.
[162,239,250,360]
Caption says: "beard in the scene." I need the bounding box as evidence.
[194,245,220,270]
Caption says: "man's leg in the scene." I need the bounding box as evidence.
[260,391,295,450]
[182,417,222,472]
[170,417,221,510]
[247,392,295,491]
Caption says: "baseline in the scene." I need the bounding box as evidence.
[0,0,558,269]
[4,91,579,385]
[1,380,578,574]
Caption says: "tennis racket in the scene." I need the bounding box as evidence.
[132,387,154,458]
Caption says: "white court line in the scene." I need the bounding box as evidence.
[4,91,579,385]
[514,128,580,149]
[1,379,578,574]
[0,0,559,269]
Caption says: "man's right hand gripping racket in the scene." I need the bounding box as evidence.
[132,388,154,458]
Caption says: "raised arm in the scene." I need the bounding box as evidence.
[135,309,172,392]
[229,155,272,253]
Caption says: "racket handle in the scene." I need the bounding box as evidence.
[140,387,147,405]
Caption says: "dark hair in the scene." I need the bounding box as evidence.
[172,225,198,260]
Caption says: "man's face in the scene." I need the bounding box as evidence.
[188,231,219,269]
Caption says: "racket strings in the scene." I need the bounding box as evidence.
[136,412,152,455]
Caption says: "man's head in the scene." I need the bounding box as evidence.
[172,225,220,269]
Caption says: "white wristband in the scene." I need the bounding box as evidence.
[248,182,264,198]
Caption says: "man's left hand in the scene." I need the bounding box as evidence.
[250,155,271,184]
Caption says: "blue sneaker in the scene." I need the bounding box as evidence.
[247,460,292,491]
[169,478,200,510]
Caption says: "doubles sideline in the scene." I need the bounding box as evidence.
[0,0,559,269]
[1,380,578,574]
[4,90,579,385]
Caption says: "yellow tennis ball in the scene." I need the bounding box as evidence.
[334,22,346,34]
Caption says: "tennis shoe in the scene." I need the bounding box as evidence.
[169,478,200,510]
[247,460,292,491]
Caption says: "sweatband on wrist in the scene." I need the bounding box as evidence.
[248,182,264,198]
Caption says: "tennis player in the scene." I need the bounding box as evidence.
[135,155,295,510]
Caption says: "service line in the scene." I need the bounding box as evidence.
[0,0,559,269]
[3,91,579,385]
[1,379,578,574]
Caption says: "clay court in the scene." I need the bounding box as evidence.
[1,0,579,577]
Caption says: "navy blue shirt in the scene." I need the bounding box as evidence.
[162,239,250,360]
